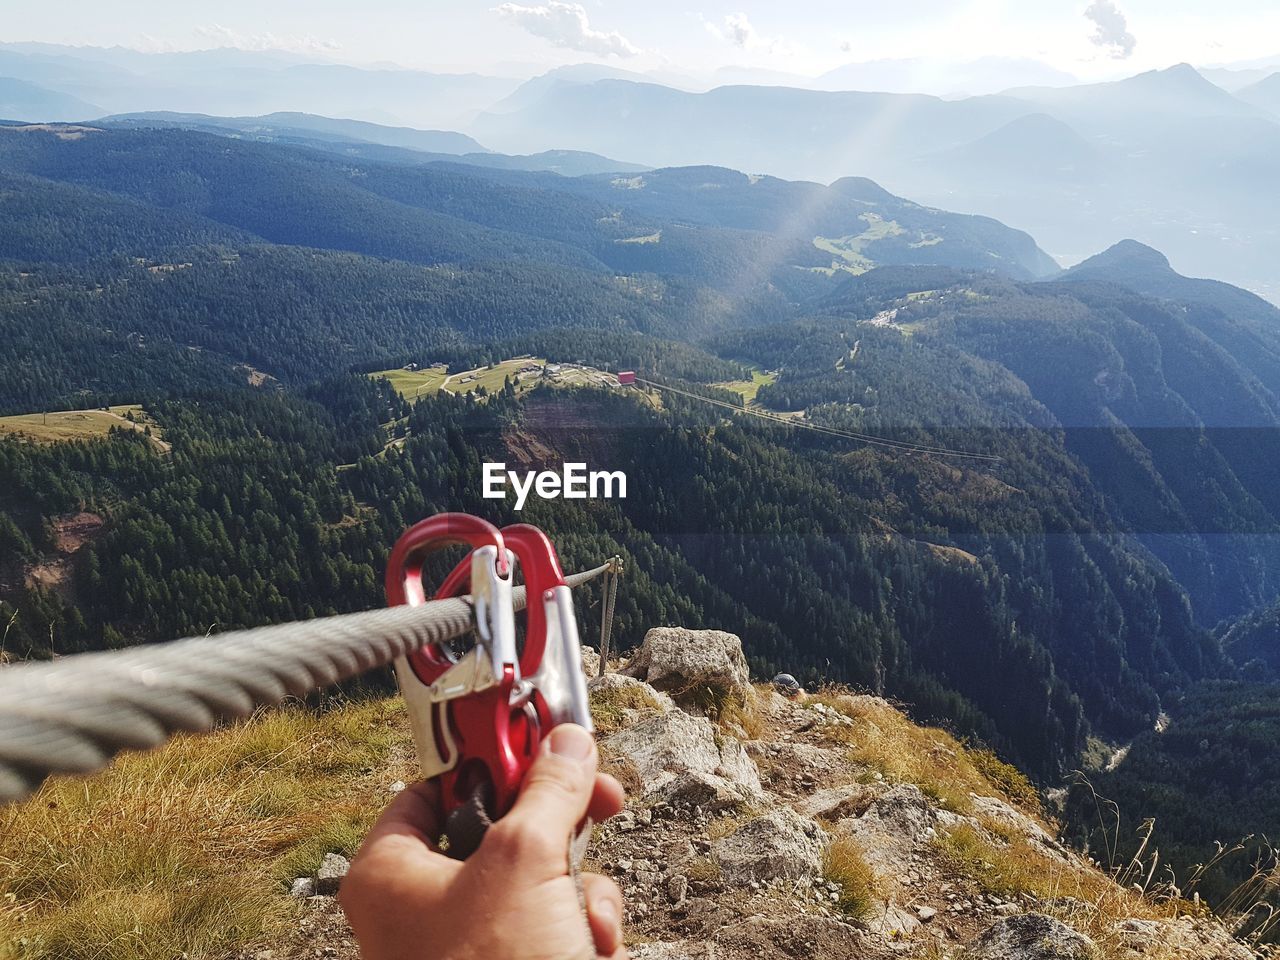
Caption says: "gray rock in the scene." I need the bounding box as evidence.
[289,877,316,898]
[661,770,755,812]
[621,627,751,710]
[580,645,601,678]
[917,905,938,922]
[796,784,878,821]
[962,914,1097,960]
[388,780,406,794]
[631,944,701,960]
[602,709,762,797]
[711,808,824,883]
[315,852,350,895]
[668,873,689,905]
[843,784,939,873]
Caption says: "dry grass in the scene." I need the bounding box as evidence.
[806,687,1039,818]
[685,857,722,883]
[0,406,157,446]
[0,699,415,960]
[935,823,1180,959]
[822,837,879,923]
[590,681,664,735]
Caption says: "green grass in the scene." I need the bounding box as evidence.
[0,405,155,444]
[710,369,777,405]
[0,699,416,960]
[369,365,449,400]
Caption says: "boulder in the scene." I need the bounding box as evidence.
[842,784,938,873]
[602,709,762,797]
[1123,917,1256,960]
[661,770,755,813]
[580,645,601,678]
[711,808,824,883]
[962,914,1097,960]
[622,627,751,710]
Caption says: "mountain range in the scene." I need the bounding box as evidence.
[3,44,1279,301]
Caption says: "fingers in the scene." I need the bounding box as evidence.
[588,772,626,823]
[484,724,598,872]
[582,872,625,956]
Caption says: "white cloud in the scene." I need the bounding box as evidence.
[493,2,639,58]
[705,11,804,59]
[721,12,757,49]
[194,23,342,54]
[1083,0,1136,59]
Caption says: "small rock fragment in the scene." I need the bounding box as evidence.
[316,852,351,895]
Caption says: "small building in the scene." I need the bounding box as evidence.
[617,370,637,385]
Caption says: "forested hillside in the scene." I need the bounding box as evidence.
[3,121,1280,910]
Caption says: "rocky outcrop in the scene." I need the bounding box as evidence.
[622,627,751,707]
[589,630,1259,960]
[315,852,350,896]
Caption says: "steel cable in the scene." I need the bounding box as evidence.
[0,564,610,804]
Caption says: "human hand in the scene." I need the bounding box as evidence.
[340,724,628,960]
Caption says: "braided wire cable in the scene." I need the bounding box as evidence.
[597,559,621,678]
[0,564,610,804]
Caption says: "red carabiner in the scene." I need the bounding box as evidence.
[385,513,522,828]
[434,522,592,771]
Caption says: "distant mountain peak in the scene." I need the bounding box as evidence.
[1072,239,1172,273]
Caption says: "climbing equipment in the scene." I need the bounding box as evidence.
[385,514,594,857]
[0,526,612,806]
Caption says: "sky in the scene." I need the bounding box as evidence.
[6,0,1280,82]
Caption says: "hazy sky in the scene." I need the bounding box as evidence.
[7,0,1280,80]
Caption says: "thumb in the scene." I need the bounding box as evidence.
[492,724,597,869]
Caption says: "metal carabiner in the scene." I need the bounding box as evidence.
[384,514,516,797]
[501,523,593,739]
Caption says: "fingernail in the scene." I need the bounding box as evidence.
[594,896,619,929]
[547,724,594,762]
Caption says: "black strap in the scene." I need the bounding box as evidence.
[444,780,495,860]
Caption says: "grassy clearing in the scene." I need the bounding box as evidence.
[0,406,154,444]
[710,369,778,405]
[822,836,879,923]
[805,688,1039,817]
[813,213,908,275]
[0,699,415,960]
[371,365,449,399]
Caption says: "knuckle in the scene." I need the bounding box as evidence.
[485,817,562,863]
